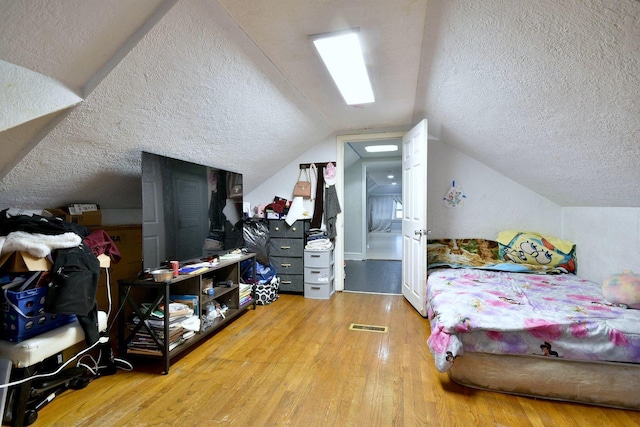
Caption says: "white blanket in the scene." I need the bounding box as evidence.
[0,231,81,259]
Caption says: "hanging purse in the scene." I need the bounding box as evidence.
[293,168,312,198]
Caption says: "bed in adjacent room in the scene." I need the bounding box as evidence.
[426,233,640,410]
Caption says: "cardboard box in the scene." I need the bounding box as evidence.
[44,204,102,227]
[0,251,51,272]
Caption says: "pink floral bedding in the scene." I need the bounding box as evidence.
[427,268,640,372]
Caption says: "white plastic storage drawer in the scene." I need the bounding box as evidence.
[304,282,334,299]
[304,266,334,284]
[304,250,333,268]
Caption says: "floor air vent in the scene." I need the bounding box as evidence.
[349,323,388,333]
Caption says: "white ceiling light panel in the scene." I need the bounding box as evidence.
[312,30,375,105]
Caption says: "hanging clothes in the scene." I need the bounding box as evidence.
[324,184,341,240]
[310,166,325,228]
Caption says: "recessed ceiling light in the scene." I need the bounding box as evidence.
[311,29,374,105]
[365,145,398,153]
[387,174,394,179]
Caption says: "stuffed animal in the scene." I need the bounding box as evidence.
[602,270,640,309]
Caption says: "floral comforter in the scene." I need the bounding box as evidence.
[427,268,640,372]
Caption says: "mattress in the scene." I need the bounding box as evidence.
[0,310,108,368]
[426,268,640,373]
[448,351,640,410]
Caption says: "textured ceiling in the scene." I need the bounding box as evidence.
[0,0,638,210]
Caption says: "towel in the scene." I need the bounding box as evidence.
[1,231,81,258]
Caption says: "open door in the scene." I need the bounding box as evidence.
[401,120,428,316]
[142,152,165,269]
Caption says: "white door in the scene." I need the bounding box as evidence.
[401,120,428,316]
[142,153,165,269]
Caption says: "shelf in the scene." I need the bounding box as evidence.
[118,253,256,373]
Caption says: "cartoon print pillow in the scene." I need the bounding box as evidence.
[496,230,577,274]
[602,270,640,309]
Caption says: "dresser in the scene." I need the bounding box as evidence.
[268,219,309,293]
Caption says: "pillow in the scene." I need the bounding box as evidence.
[427,239,501,269]
[602,270,640,309]
[496,230,577,274]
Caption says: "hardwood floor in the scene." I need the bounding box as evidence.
[33,293,640,426]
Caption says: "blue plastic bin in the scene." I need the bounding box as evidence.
[1,286,76,342]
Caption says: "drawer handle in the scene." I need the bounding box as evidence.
[311,270,320,274]
[311,286,320,290]
[282,281,292,285]
[281,263,291,268]
[280,246,291,250]
[311,255,320,258]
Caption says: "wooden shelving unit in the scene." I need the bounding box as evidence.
[118,253,256,374]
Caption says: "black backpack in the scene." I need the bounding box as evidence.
[45,243,99,316]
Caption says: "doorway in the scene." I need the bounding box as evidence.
[338,134,403,294]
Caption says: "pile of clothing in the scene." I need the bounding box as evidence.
[0,209,120,345]
[305,229,332,251]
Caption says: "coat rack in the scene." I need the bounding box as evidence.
[299,161,336,169]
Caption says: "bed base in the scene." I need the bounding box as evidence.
[448,352,640,411]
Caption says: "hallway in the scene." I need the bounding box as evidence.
[366,232,402,260]
[344,259,401,294]
[344,231,402,294]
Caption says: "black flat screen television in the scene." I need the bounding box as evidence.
[141,151,244,269]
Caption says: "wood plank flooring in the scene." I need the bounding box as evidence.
[33,293,640,426]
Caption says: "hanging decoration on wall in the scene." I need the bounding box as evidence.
[443,180,466,208]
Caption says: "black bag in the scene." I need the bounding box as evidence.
[242,219,270,265]
[45,243,100,317]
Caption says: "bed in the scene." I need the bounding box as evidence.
[426,233,640,410]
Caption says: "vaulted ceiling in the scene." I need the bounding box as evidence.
[1,0,638,210]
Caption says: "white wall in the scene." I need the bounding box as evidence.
[245,135,337,218]
[247,137,563,243]
[344,159,364,259]
[427,141,562,239]
[562,207,640,284]
[246,137,640,286]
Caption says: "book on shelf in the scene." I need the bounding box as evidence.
[131,315,188,330]
[141,302,193,319]
[130,325,184,342]
[127,324,189,353]
[178,266,209,275]
[128,331,195,355]
[127,347,163,356]
[127,338,189,354]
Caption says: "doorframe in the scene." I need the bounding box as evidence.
[335,131,406,292]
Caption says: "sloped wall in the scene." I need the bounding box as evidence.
[427,141,562,239]
[563,207,640,284]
